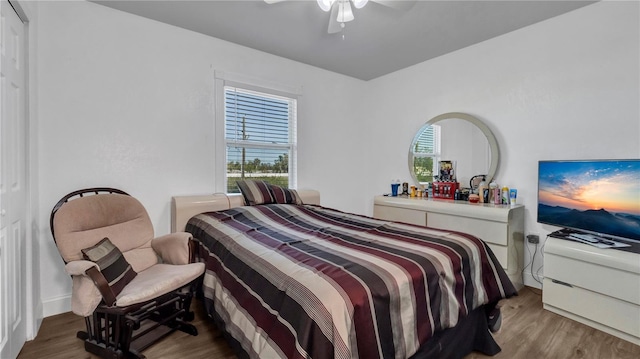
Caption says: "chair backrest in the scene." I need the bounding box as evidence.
[51,188,158,272]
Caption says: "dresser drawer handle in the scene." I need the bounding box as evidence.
[551,279,573,288]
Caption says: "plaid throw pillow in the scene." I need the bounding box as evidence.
[269,184,302,205]
[236,180,275,206]
[81,237,137,302]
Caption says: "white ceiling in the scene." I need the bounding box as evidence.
[94,0,596,81]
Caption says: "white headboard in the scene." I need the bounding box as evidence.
[171,190,320,232]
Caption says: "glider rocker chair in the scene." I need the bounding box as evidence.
[50,188,205,359]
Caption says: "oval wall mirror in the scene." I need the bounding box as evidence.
[408,112,500,187]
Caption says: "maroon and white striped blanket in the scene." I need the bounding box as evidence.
[186,204,515,359]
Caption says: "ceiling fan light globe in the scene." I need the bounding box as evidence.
[317,0,335,12]
[352,0,368,9]
[337,0,354,22]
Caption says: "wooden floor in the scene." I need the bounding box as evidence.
[18,288,640,359]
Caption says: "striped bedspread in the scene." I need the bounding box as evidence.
[186,204,516,359]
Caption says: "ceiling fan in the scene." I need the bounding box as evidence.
[265,0,416,34]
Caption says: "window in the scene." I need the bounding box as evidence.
[410,124,440,184]
[215,73,299,193]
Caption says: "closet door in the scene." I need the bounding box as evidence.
[0,1,27,357]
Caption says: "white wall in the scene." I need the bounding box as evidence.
[36,1,367,316]
[363,1,640,287]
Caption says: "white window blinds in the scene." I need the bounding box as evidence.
[413,125,438,155]
[224,86,297,193]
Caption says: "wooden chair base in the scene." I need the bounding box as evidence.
[78,286,199,359]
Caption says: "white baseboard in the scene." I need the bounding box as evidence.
[42,294,71,317]
[27,302,44,340]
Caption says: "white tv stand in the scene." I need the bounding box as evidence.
[543,236,640,345]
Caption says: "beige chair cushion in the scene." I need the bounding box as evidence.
[151,232,192,265]
[68,262,205,316]
[116,262,205,307]
[53,193,157,271]
[122,247,159,273]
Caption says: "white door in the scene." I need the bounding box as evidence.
[0,0,27,357]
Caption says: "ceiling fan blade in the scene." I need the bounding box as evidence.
[327,5,342,34]
[264,0,288,4]
[373,0,416,11]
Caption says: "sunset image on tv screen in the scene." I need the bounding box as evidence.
[538,160,640,241]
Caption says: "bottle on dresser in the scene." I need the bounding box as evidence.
[501,186,510,205]
[489,180,499,204]
[478,176,488,203]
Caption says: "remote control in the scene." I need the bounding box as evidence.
[569,233,600,243]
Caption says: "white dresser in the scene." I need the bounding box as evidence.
[373,196,525,290]
[543,236,640,345]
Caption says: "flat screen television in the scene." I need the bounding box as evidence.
[537,159,640,242]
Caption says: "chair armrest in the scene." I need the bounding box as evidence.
[151,232,193,265]
[65,260,99,276]
[71,275,103,317]
[65,260,115,309]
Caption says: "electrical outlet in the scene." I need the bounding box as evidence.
[527,234,540,244]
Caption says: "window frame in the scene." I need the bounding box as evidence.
[214,71,301,193]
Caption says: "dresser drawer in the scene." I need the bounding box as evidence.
[485,243,508,270]
[545,252,640,305]
[543,277,640,339]
[373,205,425,226]
[426,212,508,246]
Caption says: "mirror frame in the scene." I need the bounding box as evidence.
[408,112,500,185]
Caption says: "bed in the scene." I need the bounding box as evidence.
[172,190,516,359]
